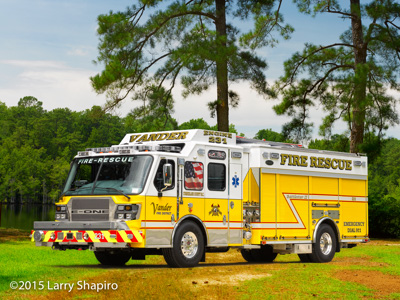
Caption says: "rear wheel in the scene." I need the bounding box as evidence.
[94,250,131,266]
[163,221,204,268]
[308,224,337,263]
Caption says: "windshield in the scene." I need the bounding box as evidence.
[62,155,153,196]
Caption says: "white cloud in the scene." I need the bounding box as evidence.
[67,47,91,57]
[0,60,67,69]
[0,59,399,141]
[0,60,107,111]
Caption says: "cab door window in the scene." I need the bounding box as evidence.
[154,159,175,191]
[184,161,204,190]
[208,163,226,191]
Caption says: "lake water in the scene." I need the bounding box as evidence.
[0,204,55,231]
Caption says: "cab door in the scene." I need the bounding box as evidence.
[204,147,228,246]
[145,157,177,247]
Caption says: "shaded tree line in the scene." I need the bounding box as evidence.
[1,97,399,237]
[0,96,237,204]
[0,97,127,203]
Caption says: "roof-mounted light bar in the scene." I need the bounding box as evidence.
[85,145,138,154]
[155,145,182,153]
[135,145,152,152]
[78,151,91,156]
[80,144,182,155]
[85,147,119,153]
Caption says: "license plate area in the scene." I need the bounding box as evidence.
[66,232,74,240]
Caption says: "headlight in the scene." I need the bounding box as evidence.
[55,206,68,220]
[56,205,66,211]
[33,231,44,242]
[115,204,139,220]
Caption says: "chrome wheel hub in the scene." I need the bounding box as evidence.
[181,231,198,259]
[320,232,333,255]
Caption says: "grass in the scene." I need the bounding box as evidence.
[0,238,103,294]
[0,228,399,299]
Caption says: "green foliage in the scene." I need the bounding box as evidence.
[0,98,125,203]
[308,134,350,152]
[124,86,178,133]
[368,138,400,237]
[274,0,400,152]
[91,0,291,131]
[0,97,238,203]
[178,118,238,134]
[179,118,213,130]
[254,128,288,142]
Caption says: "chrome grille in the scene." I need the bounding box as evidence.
[70,198,110,221]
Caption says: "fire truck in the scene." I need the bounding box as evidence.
[32,130,369,267]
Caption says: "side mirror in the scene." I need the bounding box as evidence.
[163,164,173,187]
[74,180,88,188]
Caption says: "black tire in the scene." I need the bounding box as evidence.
[94,250,131,266]
[162,221,205,268]
[251,245,277,262]
[241,249,255,262]
[298,254,311,263]
[308,224,337,263]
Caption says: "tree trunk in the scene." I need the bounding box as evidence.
[215,0,229,132]
[350,0,368,153]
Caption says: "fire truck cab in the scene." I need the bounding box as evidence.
[32,129,369,267]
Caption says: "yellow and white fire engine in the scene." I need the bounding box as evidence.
[32,129,369,267]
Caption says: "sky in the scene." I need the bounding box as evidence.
[0,0,399,140]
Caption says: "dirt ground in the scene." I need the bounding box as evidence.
[335,270,400,297]
[334,239,400,297]
[0,228,30,242]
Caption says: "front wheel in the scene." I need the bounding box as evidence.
[240,249,255,262]
[163,221,205,268]
[94,250,131,266]
[308,224,337,263]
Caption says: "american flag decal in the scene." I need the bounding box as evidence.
[185,162,203,190]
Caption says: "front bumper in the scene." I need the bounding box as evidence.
[32,221,143,249]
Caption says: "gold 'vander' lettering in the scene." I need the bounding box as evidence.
[280,154,352,171]
[129,131,189,143]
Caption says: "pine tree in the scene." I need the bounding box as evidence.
[273,0,400,152]
[91,0,292,132]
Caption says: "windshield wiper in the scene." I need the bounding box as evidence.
[61,186,130,200]
[93,187,131,200]
[60,187,92,198]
